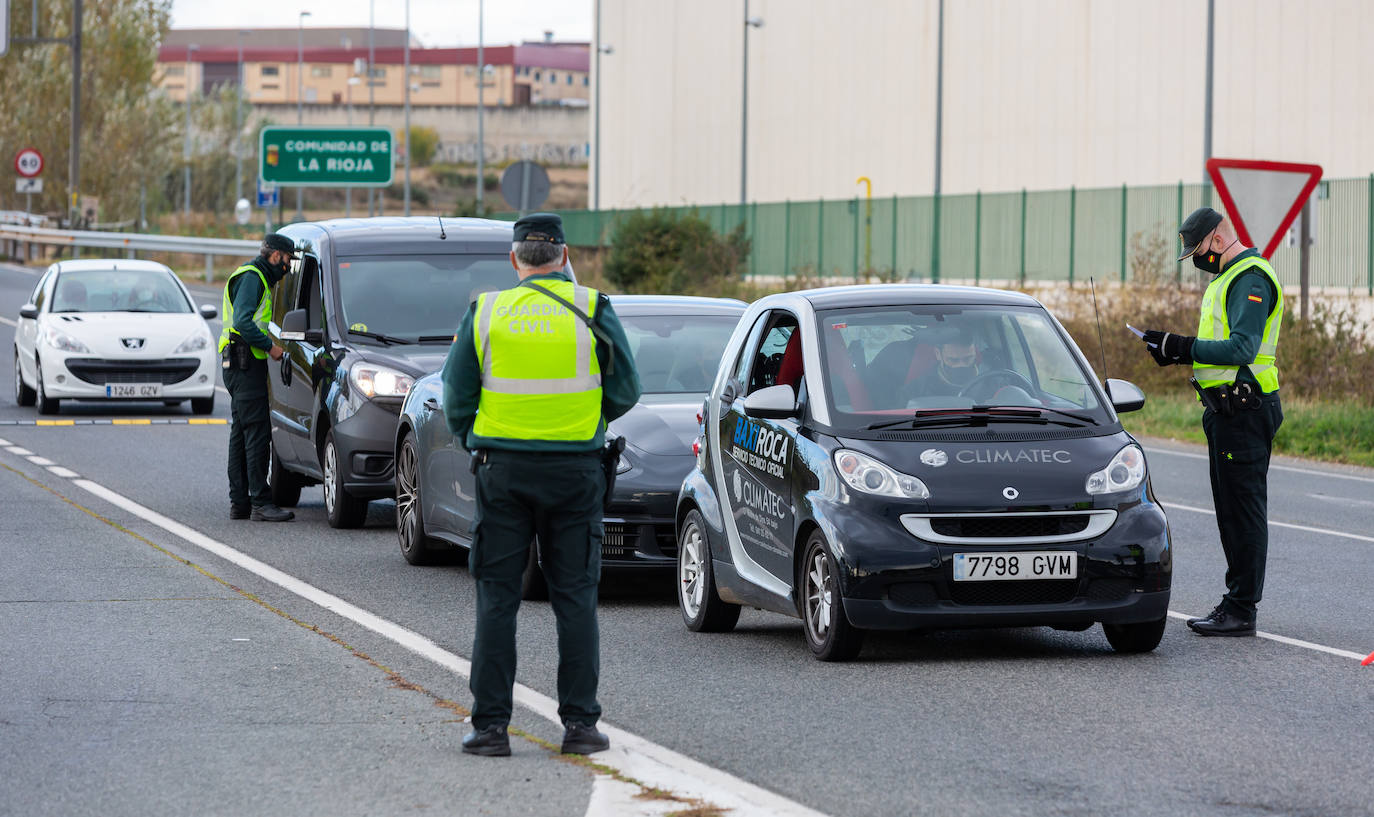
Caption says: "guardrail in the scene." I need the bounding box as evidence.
[0,223,258,282]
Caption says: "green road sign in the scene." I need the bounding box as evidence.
[259,126,394,187]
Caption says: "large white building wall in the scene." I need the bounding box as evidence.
[592,0,1374,208]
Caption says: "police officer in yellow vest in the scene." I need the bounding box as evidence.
[440,214,640,757]
[219,234,296,523]
[1140,206,1284,637]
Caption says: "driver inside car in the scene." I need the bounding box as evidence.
[905,329,981,400]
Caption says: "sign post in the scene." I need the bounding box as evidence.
[259,126,394,189]
[15,148,45,216]
[500,161,550,215]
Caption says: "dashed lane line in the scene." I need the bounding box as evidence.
[0,316,17,327]
[1165,611,1367,661]
[1145,445,1374,485]
[2,441,828,817]
[0,417,226,427]
[1162,500,1374,546]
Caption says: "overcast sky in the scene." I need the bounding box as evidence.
[169,0,593,47]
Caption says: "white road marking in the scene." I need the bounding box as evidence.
[26,455,53,466]
[47,466,80,478]
[0,437,10,446]
[585,775,681,817]
[6,446,33,456]
[0,316,17,327]
[62,476,827,817]
[1162,501,1374,545]
[1145,445,1374,485]
[1166,612,1367,661]
[1307,492,1374,509]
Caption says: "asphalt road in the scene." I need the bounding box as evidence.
[3,260,1373,817]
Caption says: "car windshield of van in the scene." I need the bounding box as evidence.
[622,314,739,394]
[51,269,192,314]
[335,255,513,343]
[815,304,1111,429]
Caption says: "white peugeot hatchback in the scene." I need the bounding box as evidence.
[13,259,219,415]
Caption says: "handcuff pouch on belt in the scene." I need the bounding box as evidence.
[1190,377,1261,416]
[601,436,626,511]
[222,336,253,371]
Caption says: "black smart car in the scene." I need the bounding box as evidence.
[265,217,520,527]
[677,285,1171,660]
[393,295,746,598]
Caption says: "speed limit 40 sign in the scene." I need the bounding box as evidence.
[15,149,44,178]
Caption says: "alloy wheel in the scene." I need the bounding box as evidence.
[804,548,834,641]
[396,440,418,551]
[323,440,338,517]
[678,522,706,620]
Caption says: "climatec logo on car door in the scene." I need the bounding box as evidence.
[731,417,789,478]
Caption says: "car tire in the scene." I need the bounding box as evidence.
[34,359,59,415]
[267,436,302,508]
[14,350,36,407]
[800,531,865,661]
[1102,616,1167,654]
[520,541,550,601]
[322,430,368,528]
[396,432,443,566]
[191,396,214,414]
[677,509,740,633]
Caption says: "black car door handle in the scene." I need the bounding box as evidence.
[423,398,440,411]
[280,358,292,387]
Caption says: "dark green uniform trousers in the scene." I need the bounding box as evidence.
[1202,393,1283,620]
[469,450,604,730]
[224,358,272,507]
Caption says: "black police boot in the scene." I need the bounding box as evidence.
[461,724,511,757]
[230,504,251,520]
[1187,608,1256,637]
[561,721,610,755]
[1186,604,1224,627]
[250,504,295,522]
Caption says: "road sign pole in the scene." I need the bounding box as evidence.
[1299,199,1311,322]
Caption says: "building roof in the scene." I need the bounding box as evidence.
[157,42,589,72]
[164,27,410,50]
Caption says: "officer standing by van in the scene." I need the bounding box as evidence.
[440,214,640,757]
[219,234,297,523]
[1139,206,1284,636]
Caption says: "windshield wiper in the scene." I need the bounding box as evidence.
[416,334,457,343]
[865,406,1092,431]
[348,328,414,345]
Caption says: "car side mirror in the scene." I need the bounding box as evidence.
[742,384,799,419]
[199,304,218,320]
[1105,378,1145,413]
[19,303,39,320]
[281,308,323,345]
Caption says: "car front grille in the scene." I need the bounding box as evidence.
[931,515,1090,539]
[599,521,676,561]
[66,358,200,386]
[888,582,940,607]
[950,579,1079,606]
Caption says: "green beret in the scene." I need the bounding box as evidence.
[513,213,565,244]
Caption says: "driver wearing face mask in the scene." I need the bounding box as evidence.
[908,329,981,398]
[1137,206,1285,639]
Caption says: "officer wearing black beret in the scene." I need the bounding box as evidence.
[440,213,641,756]
[1139,207,1285,636]
[218,233,297,522]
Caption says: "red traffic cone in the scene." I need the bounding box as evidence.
[1363,650,1374,666]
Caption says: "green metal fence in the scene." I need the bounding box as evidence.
[499,177,1374,294]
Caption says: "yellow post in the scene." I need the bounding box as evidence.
[856,176,873,277]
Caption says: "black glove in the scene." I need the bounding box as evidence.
[1141,329,1195,366]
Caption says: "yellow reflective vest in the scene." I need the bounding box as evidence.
[1193,256,1283,393]
[218,263,274,360]
[471,281,603,442]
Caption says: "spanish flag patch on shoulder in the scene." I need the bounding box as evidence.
[1248,294,1263,302]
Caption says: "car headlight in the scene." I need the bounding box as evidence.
[1086,444,1146,495]
[173,331,210,354]
[42,327,90,353]
[834,449,930,499]
[350,364,414,399]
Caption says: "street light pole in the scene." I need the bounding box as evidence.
[741,3,763,207]
[403,0,411,215]
[183,43,198,219]
[296,10,311,222]
[235,29,248,204]
[368,0,375,216]
[346,76,360,216]
[931,0,944,283]
[476,0,485,214]
[1202,0,1215,206]
[593,1,612,211]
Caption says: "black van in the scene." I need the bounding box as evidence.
[265,217,518,527]
[677,285,1171,660]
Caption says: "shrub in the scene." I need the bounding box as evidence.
[404,126,440,167]
[602,209,751,295]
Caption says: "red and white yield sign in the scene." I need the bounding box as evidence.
[1206,158,1323,259]
[14,148,44,178]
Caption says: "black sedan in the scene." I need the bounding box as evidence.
[677,285,1172,660]
[393,294,746,598]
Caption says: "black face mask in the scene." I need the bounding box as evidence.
[941,361,978,385]
[1192,238,1238,275]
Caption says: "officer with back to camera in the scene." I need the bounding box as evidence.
[1138,206,1284,637]
[219,234,296,523]
[440,213,641,757]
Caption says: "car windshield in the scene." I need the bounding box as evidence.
[814,303,1110,429]
[622,314,739,394]
[335,255,513,342]
[51,269,191,314]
